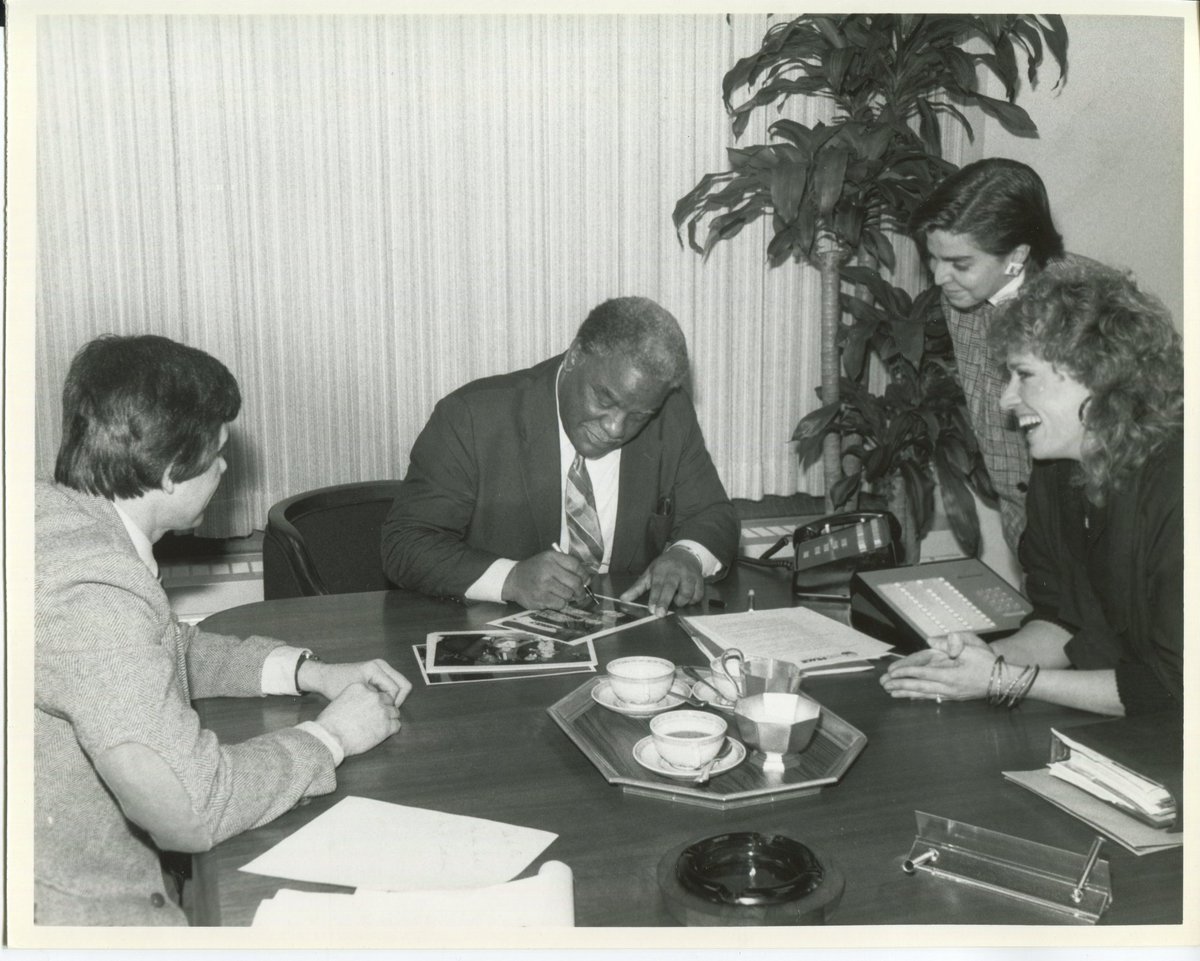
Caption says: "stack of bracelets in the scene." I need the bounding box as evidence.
[986,654,1040,709]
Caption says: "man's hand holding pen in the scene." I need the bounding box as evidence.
[500,543,592,611]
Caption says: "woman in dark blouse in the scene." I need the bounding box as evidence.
[881,262,1182,716]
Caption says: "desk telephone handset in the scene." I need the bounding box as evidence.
[740,510,902,600]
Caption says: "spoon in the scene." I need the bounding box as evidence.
[693,738,735,785]
[681,665,736,708]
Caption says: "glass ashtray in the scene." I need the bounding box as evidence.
[675,831,825,906]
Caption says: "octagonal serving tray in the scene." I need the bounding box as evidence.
[546,674,867,810]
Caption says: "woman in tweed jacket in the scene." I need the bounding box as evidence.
[35,335,412,925]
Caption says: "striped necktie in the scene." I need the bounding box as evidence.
[565,452,604,571]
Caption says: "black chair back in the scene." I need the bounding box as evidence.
[262,481,404,600]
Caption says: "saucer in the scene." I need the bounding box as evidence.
[591,678,690,717]
[632,735,746,780]
[686,669,738,713]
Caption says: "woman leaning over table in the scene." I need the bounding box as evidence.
[910,158,1076,552]
[881,262,1183,717]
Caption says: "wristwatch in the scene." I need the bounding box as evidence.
[294,650,322,695]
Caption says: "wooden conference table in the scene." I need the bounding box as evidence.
[192,565,1182,927]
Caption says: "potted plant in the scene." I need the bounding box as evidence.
[673,13,1067,554]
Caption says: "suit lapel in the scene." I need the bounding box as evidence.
[517,355,565,549]
[611,420,660,571]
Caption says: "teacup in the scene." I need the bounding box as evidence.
[606,656,676,705]
[734,692,822,774]
[650,709,727,770]
[713,648,804,698]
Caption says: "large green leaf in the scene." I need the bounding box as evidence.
[915,99,943,157]
[829,470,862,510]
[1038,15,1070,87]
[768,119,816,155]
[939,46,978,94]
[965,92,1038,136]
[793,400,841,439]
[934,448,981,557]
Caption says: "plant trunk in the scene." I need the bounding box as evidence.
[887,471,921,566]
[817,248,843,511]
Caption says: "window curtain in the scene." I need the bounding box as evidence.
[35,15,969,537]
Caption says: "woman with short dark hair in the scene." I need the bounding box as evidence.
[881,263,1182,716]
[909,157,1070,551]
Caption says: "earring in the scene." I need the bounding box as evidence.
[1004,261,1025,277]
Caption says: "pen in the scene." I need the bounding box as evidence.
[552,542,598,606]
[592,592,651,610]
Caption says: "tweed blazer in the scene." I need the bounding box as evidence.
[381,353,738,598]
[34,482,337,925]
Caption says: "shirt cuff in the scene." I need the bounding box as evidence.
[668,540,722,578]
[296,720,345,766]
[262,646,310,696]
[465,557,518,603]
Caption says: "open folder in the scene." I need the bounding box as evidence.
[1003,713,1183,856]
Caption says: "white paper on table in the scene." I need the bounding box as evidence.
[239,796,558,891]
[679,607,893,667]
[251,860,575,928]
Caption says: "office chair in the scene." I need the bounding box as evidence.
[262,480,404,600]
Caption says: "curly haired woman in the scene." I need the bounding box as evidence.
[881,262,1182,716]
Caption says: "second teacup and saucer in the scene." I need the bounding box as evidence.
[592,655,689,718]
[591,678,691,717]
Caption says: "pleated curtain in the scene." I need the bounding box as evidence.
[35,14,970,537]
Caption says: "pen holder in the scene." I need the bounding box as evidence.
[899,811,1112,924]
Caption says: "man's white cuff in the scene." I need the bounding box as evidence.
[296,720,345,766]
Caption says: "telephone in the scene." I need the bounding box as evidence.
[739,510,902,601]
[849,557,1032,652]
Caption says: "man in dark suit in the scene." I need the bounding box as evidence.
[381,297,738,615]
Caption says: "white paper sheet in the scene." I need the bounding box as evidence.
[239,796,558,891]
[679,606,893,668]
[251,860,575,928]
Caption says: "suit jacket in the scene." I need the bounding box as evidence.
[381,354,738,598]
[1019,438,1183,716]
[34,482,336,925]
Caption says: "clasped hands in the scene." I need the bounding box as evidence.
[501,544,704,616]
[298,657,413,757]
[880,631,999,703]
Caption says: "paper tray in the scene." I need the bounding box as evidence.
[546,675,867,810]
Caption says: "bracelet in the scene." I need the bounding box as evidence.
[998,662,1028,707]
[990,662,1039,709]
[294,650,322,695]
[1008,664,1040,709]
[986,655,1007,706]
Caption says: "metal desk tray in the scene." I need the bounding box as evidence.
[547,674,867,810]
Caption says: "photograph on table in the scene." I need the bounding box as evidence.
[490,596,658,646]
[424,630,598,675]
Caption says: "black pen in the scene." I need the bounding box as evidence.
[552,541,598,606]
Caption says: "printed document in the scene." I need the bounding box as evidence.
[679,606,892,669]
